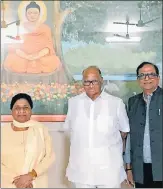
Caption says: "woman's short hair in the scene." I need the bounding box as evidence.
[10,93,33,110]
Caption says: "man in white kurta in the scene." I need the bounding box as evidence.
[64,66,130,188]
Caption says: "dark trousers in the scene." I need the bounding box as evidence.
[135,163,163,188]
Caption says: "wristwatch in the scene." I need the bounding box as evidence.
[29,169,37,179]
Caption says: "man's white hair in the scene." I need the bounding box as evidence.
[82,66,102,76]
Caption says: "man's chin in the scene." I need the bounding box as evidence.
[143,86,155,91]
[87,90,95,93]
[87,92,96,97]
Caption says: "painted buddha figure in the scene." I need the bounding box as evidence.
[4,1,61,74]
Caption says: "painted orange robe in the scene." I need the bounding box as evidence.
[4,23,61,74]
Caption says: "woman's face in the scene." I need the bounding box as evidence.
[12,99,32,123]
[26,8,40,22]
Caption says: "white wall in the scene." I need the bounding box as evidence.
[46,122,72,188]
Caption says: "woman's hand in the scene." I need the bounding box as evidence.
[25,183,33,188]
[13,173,33,188]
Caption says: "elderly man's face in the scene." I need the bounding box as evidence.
[82,68,103,100]
[11,99,32,123]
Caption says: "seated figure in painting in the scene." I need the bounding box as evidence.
[3,1,61,74]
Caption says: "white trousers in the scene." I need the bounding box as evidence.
[74,182,120,188]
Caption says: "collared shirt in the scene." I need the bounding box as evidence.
[124,92,154,164]
[143,94,152,163]
[64,91,130,186]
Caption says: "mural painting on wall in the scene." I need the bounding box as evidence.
[1,1,162,115]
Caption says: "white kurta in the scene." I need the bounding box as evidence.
[64,91,130,187]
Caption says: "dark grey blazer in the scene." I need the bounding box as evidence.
[128,86,162,184]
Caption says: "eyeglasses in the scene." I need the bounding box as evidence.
[83,80,100,86]
[13,106,30,112]
[137,73,158,80]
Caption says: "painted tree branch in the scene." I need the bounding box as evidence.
[53,1,75,56]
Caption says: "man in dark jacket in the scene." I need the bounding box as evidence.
[124,62,162,188]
